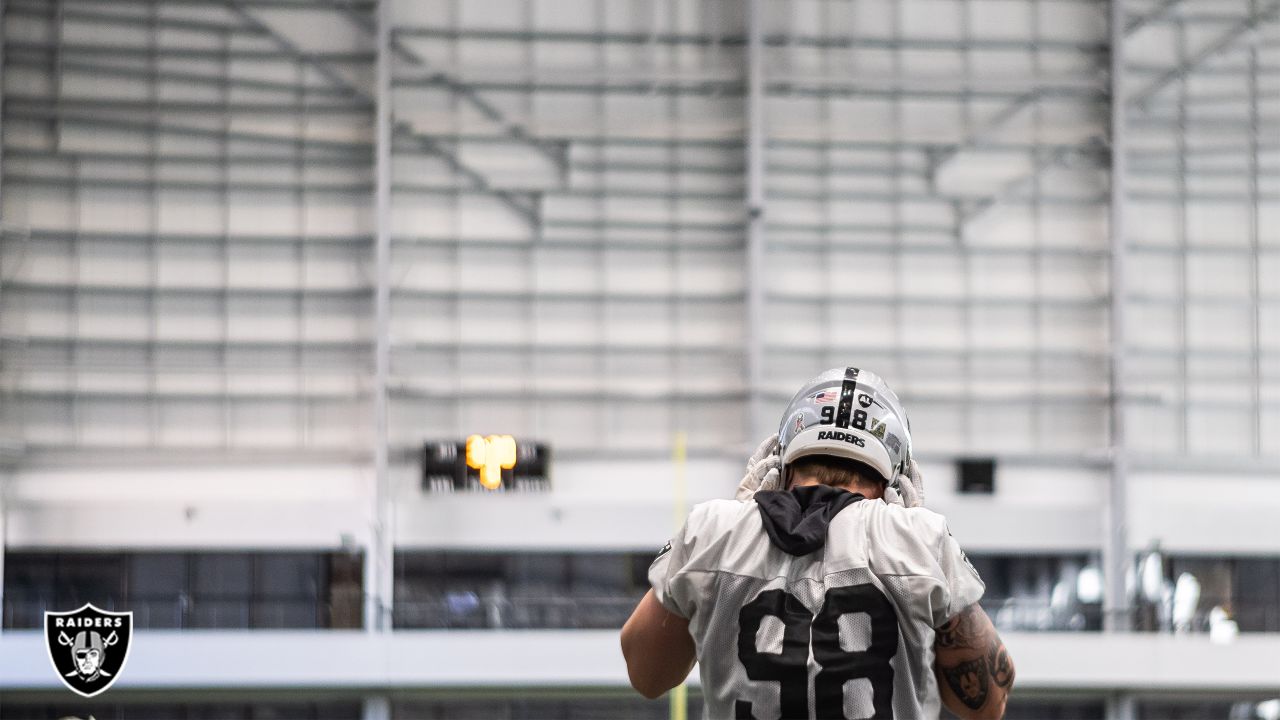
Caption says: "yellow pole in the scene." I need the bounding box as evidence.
[670,431,688,720]
[673,431,688,526]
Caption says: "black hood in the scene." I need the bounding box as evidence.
[754,485,865,556]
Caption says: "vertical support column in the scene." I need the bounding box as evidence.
[0,0,5,218]
[1107,694,1137,720]
[1246,1,1262,457]
[1103,0,1132,636]
[0,472,7,635]
[0,0,9,636]
[744,0,767,441]
[366,0,394,633]
[363,695,391,720]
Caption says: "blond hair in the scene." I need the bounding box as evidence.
[786,455,885,491]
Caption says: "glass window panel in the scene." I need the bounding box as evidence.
[129,553,188,597]
[252,599,318,629]
[505,553,566,590]
[193,554,253,596]
[189,599,251,629]
[189,706,249,720]
[1233,559,1280,632]
[128,706,192,720]
[2,554,58,628]
[326,553,364,630]
[255,554,318,599]
[569,553,628,593]
[56,553,126,609]
[133,596,183,630]
[1005,699,1106,720]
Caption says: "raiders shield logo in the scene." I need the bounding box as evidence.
[44,604,133,698]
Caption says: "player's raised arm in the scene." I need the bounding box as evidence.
[933,603,1015,720]
[619,589,697,699]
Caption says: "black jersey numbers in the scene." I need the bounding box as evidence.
[736,585,899,720]
[819,405,868,432]
[812,585,899,719]
[736,590,811,720]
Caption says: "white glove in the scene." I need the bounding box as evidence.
[734,434,782,501]
[893,458,926,508]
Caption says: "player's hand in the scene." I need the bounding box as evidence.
[896,458,925,508]
[734,434,782,501]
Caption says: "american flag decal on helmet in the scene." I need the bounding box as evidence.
[810,390,838,404]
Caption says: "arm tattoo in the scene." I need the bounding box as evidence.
[935,605,985,650]
[936,606,1014,710]
[989,641,1015,689]
[942,657,990,710]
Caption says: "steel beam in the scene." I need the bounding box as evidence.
[400,131,1102,154]
[394,124,538,225]
[393,26,1106,54]
[390,73,1100,103]
[8,107,372,152]
[365,0,393,635]
[1128,0,1280,108]
[389,234,1110,257]
[1248,11,1264,457]
[224,2,364,99]
[322,0,564,169]
[929,0,1221,222]
[6,38,375,63]
[745,0,767,443]
[925,27,1145,188]
[0,467,5,638]
[8,95,368,115]
[0,0,7,638]
[1103,0,1131,635]
[953,140,1106,232]
[393,386,1115,408]
[6,1,268,36]
[1124,0,1188,34]
[11,387,368,401]
[222,1,537,226]
[7,56,358,98]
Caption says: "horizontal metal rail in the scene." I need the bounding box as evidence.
[392,26,1107,54]
[6,39,375,63]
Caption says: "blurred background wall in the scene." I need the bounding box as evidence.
[0,0,1278,718]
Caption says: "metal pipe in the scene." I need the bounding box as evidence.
[1103,0,1132,635]
[1128,0,1280,108]
[366,0,393,634]
[392,26,1107,54]
[0,0,7,630]
[1248,5,1263,457]
[744,0,766,442]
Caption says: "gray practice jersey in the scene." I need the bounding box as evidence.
[648,495,984,720]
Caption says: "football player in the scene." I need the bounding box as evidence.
[621,367,1014,719]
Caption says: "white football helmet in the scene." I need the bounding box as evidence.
[778,367,913,489]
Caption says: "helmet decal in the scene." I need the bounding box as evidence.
[778,366,912,487]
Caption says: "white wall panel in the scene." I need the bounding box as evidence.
[1,2,373,456]
[1,0,1277,590]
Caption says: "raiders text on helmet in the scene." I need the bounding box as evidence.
[778,367,912,488]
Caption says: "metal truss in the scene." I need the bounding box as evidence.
[948,0,1280,238]
[224,0,542,225]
